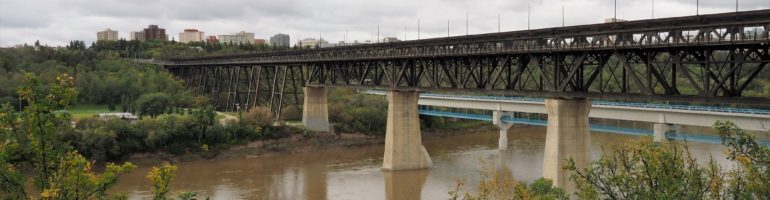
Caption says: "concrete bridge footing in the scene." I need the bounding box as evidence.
[382,90,433,171]
[493,111,514,150]
[302,86,330,132]
[542,98,591,193]
[653,123,676,142]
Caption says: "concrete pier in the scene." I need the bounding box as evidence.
[653,123,675,142]
[382,90,433,171]
[493,111,514,150]
[542,98,591,192]
[302,86,330,132]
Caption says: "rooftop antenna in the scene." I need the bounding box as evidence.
[447,19,450,37]
[736,0,739,12]
[344,28,348,45]
[498,13,501,32]
[697,0,699,15]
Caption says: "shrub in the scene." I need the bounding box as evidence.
[242,106,272,127]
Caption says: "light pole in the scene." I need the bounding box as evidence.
[466,11,469,35]
[528,0,531,30]
[614,0,617,21]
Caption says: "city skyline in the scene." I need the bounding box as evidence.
[1,0,769,47]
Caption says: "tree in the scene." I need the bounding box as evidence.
[0,73,135,199]
[147,163,177,200]
[566,121,770,199]
[715,121,770,199]
[136,92,173,118]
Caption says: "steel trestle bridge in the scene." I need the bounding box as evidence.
[164,10,770,118]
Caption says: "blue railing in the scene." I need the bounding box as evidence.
[418,109,770,146]
[365,90,770,116]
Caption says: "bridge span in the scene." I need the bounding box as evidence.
[365,90,770,145]
[161,10,770,191]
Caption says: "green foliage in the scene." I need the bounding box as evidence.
[242,106,272,128]
[136,92,173,118]
[0,73,135,199]
[566,138,721,199]
[41,151,135,199]
[147,163,177,200]
[567,121,770,199]
[715,121,770,199]
[449,160,567,200]
[328,89,388,135]
[63,106,277,161]
[0,45,194,113]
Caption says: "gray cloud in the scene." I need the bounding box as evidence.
[0,0,768,47]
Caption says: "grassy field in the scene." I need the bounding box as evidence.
[64,104,112,120]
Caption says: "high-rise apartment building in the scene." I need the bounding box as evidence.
[97,29,119,41]
[270,33,290,47]
[143,25,167,41]
[179,29,205,43]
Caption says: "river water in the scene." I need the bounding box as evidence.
[111,125,735,200]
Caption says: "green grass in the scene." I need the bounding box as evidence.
[64,104,112,120]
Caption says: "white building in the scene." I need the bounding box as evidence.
[97,29,119,41]
[382,37,400,43]
[179,29,205,43]
[604,18,627,23]
[296,38,329,48]
[218,31,255,45]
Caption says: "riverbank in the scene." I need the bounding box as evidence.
[125,119,496,166]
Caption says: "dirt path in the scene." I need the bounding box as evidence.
[217,112,238,125]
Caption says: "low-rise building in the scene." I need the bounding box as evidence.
[254,39,266,45]
[604,18,627,23]
[219,31,255,45]
[207,36,218,44]
[296,38,328,48]
[382,37,400,43]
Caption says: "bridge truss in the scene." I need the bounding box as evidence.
[165,10,770,118]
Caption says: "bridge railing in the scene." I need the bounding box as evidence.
[365,90,770,116]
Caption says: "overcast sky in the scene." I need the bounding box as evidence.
[0,0,767,47]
